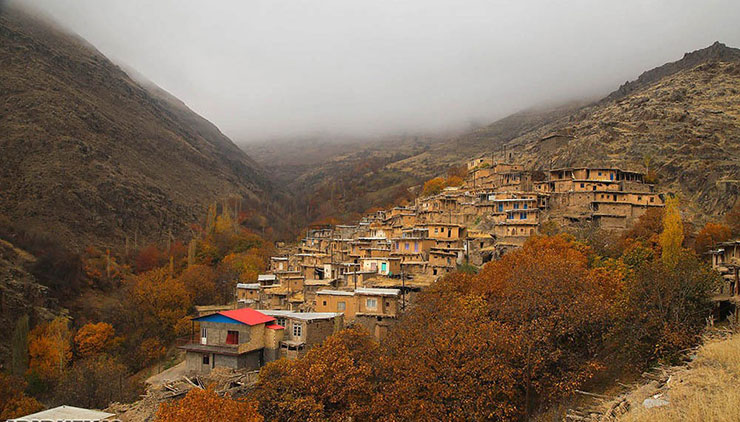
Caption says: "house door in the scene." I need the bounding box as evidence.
[381,262,387,273]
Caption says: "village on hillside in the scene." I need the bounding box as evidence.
[178,154,677,375]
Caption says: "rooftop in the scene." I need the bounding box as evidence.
[8,405,116,422]
[355,287,401,297]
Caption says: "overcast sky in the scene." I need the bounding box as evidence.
[19,0,740,143]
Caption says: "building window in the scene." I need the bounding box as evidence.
[293,323,302,338]
[434,227,438,233]
[523,203,528,209]
[226,330,239,345]
[414,242,419,252]
[514,203,519,210]
[405,242,409,250]
[202,354,209,365]
[580,183,585,188]
[367,298,378,309]
[323,300,327,306]
[521,213,527,220]
[277,318,286,327]
[338,301,346,311]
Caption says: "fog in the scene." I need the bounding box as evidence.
[19,0,740,143]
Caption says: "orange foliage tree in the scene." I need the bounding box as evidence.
[156,387,263,422]
[694,222,732,254]
[378,235,621,419]
[27,316,72,384]
[421,177,447,197]
[0,373,43,420]
[74,322,116,358]
[135,244,166,273]
[177,264,220,305]
[253,327,380,422]
[128,268,192,340]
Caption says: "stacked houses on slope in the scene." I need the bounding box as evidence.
[231,155,665,336]
[183,154,666,373]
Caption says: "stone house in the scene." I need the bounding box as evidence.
[181,308,283,374]
[261,310,343,359]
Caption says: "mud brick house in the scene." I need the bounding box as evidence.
[262,310,343,359]
[181,308,283,374]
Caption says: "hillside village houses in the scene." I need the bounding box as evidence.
[186,153,667,374]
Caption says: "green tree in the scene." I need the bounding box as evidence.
[11,315,29,376]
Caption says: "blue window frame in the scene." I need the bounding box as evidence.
[498,204,503,212]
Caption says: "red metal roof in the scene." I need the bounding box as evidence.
[219,308,275,326]
[266,324,285,330]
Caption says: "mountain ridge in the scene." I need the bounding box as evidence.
[0,4,280,251]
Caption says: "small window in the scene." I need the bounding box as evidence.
[293,323,302,338]
[323,300,327,306]
[580,183,585,188]
[277,318,286,327]
[338,301,346,311]
[226,330,239,345]
[367,298,378,309]
[202,354,209,365]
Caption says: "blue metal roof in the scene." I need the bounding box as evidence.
[192,313,242,324]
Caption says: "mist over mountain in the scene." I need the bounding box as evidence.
[0,4,283,251]
[18,0,740,142]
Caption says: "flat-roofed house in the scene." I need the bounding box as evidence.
[236,283,260,308]
[181,308,284,374]
[354,288,400,340]
[315,289,356,320]
[262,310,344,359]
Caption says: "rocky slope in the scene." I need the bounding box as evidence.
[0,5,278,251]
[257,43,740,224]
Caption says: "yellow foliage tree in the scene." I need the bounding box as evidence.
[659,196,684,269]
[27,316,72,383]
[129,268,192,340]
[74,322,116,358]
[156,387,263,422]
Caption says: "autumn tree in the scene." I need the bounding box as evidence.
[659,196,684,269]
[445,175,464,187]
[421,177,447,197]
[694,222,732,254]
[253,327,380,422]
[54,355,142,409]
[128,268,192,341]
[377,235,622,420]
[135,244,166,273]
[620,207,664,250]
[156,387,263,422]
[27,316,72,384]
[136,338,167,370]
[613,250,719,363]
[74,322,116,358]
[177,264,220,305]
[0,373,43,420]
